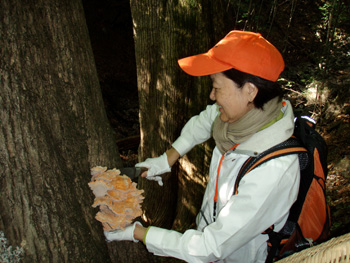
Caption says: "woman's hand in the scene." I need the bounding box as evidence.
[135,153,170,186]
[104,222,144,243]
[135,148,180,186]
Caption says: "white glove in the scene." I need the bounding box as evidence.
[104,222,142,243]
[135,152,171,186]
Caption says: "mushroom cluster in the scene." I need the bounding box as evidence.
[88,166,144,231]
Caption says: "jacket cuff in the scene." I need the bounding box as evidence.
[143,226,151,244]
[144,226,184,258]
[172,137,193,157]
[144,226,164,253]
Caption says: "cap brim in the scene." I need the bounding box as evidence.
[178,52,233,76]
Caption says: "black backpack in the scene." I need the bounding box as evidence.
[234,116,331,262]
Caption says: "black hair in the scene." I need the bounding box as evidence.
[222,68,284,109]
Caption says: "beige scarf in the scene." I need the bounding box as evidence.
[213,97,282,154]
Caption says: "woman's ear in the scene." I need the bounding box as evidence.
[244,82,258,102]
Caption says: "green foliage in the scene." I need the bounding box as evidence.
[0,231,24,263]
[223,0,349,90]
[184,0,198,8]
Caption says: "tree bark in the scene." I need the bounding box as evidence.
[0,0,122,262]
[129,0,230,252]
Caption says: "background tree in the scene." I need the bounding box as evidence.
[129,0,235,238]
[0,0,125,261]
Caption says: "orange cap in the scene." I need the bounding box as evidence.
[178,30,284,81]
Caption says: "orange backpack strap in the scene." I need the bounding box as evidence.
[234,116,329,262]
[234,137,307,195]
[233,137,308,263]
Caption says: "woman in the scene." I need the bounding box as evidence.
[105,30,300,263]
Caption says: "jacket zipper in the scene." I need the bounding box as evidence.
[213,143,239,221]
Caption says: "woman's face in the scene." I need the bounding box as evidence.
[210,72,257,123]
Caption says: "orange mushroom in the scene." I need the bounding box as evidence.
[89,166,144,231]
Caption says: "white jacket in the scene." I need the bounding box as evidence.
[145,101,300,263]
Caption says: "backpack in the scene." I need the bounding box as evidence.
[234,116,331,262]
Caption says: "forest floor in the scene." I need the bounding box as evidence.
[285,80,350,239]
[319,113,350,238]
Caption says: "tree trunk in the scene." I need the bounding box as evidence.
[0,0,122,262]
[129,0,231,254]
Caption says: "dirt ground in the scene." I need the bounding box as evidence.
[319,108,350,238]
[282,78,350,238]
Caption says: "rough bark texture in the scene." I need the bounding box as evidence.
[129,0,232,247]
[0,0,122,262]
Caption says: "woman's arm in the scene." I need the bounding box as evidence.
[166,147,181,167]
[142,155,300,262]
[172,104,219,156]
[134,223,147,242]
[139,104,219,179]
